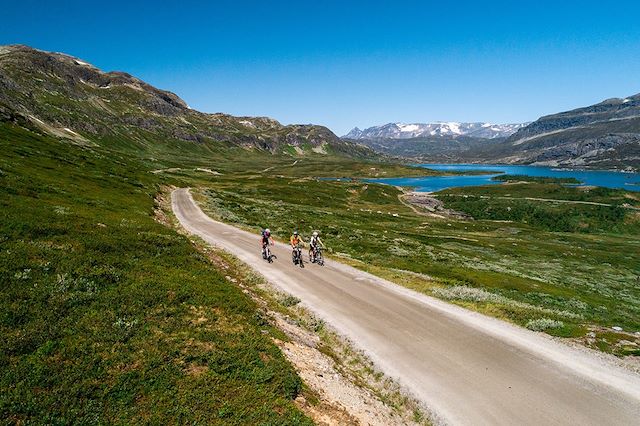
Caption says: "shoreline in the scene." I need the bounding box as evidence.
[414,162,638,174]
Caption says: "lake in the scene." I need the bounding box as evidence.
[365,164,640,192]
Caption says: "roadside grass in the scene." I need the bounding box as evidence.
[188,240,432,425]
[193,173,639,355]
[0,123,312,424]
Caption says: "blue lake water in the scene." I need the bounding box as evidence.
[365,164,640,192]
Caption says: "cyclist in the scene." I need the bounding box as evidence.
[309,231,324,263]
[260,228,274,259]
[290,231,305,263]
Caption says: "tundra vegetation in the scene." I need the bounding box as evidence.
[0,124,314,424]
[2,114,639,424]
[492,174,581,184]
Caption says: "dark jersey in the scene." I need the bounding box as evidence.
[261,232,271,245]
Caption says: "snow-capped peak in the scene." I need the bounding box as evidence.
[342,121,530,139]
[344,127,364,139]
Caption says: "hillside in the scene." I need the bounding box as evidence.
[0,44,372,158]
[0,122,318,423]
[491,94,640,169]
[349,134,504,160]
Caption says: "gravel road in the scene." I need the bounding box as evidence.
[173,188,640,425]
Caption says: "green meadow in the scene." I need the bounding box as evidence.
[0,124,312,424]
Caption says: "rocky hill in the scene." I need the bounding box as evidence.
[0,45,371,157]
[493,94,640,169]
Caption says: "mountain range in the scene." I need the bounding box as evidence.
[1,44,638,170]
[344,96,640,170]
[345,122,527,140]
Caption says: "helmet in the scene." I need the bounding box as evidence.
[264,228,271,235]
[313,231,318,237]
[293,231,298,235]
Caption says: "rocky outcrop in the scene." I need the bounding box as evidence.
[533,134,640,162]
[490,96,640,169]
[508,95,640,144]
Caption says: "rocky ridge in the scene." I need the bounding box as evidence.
[345,121,527,140]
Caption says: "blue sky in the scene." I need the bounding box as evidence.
[2,1,640,135]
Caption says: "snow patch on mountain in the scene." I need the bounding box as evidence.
[398,124,420,132]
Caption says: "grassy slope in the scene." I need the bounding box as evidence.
[0,123,312,424]
[192,171,640,356]
[439,183,639,233]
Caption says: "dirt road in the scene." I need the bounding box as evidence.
[172,188,640,425]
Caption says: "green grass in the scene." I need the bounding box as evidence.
[191,172,640,354]
[451,180,640,206]
[0,123,312,424]
[438,182,639,233]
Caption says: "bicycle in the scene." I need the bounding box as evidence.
[262,244,274,263]
[311,246,324,266]
[292,244,304,268]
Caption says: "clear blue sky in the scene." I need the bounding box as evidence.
[2,1,640,135]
